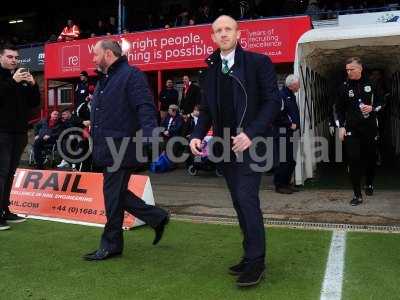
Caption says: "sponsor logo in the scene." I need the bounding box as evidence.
[61,45,80,72]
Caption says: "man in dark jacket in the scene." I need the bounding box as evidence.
[273,74,301,194]
[0,44,40,230]
[159,79,179,121]
[335,57,382,206]
[190,15,281,287]
[179,74,201,115]
[75,70,89,110]
[84,39,169,261]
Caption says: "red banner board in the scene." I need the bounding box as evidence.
[44,16,311,79]
[9,169,155,227]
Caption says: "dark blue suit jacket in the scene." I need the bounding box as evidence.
[90,56,158,168]
[191,45,281,168]
[275,86,300,131]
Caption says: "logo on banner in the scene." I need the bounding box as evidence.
[38,52,45,65]
[10,169,154,228]
[61,45,80,72]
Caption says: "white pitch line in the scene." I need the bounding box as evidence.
[320,230,347,300]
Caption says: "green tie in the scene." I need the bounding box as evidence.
[222,59,229,74]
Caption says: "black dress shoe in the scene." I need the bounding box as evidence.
[83,249,122,261]
[229,259,248,275]
[365,185,374,196]
[153,215,169,245]
[286,184,300,192]
[350,196,363,206]
[236,262,266,287]
[3,212,26,223]
[275,186,293,194]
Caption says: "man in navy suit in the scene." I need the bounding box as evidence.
[84,39,169,261]
[190,15,281,287]
[274,74,301,194]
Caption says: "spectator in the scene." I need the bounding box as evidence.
[161,104,183,139]
[0,43,40,228]
[57,108,86,169]
[76,84,94,122]
[232,0,256,20]
[33,110,63,169]
[159,79,179,121]
[179,75,201,115]
[57,19,80,42]
[107,16,117,34]
[75,85,93,171]
[306,0,321,20]
[182,104,200,138]
[75,70,89,109]
[196,4,213,24]
[93,19,108,37]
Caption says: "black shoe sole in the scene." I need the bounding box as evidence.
[228,269,243,276]
[350,201,363,206]
[236,270,265,287]
[6,218,27,223]
[83,252,122,261]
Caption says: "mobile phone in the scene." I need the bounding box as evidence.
[19,67,29,73]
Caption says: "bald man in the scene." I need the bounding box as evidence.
[190,15,281,287]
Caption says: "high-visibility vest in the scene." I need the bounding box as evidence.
[58,25,80,41]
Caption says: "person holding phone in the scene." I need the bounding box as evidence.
[0,44,40,230]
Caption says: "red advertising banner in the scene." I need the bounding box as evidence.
[44,16,311,79]
[9,169,155,227]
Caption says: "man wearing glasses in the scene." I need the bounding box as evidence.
[0,44,40,230]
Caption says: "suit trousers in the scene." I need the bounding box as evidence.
[0,132,27,215]
[274,130,296,187]
[100,168,167,253]
[220,162,265,262]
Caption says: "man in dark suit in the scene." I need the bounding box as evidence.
[84,39,169,261]
[273,74,301,194]
[180,75,201,115]
[190,15,281,287]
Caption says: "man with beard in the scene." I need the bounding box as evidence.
[84,39,169,261]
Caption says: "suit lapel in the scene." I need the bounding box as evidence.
[230,48,247,127]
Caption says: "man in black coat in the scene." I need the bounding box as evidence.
[84,39,169,261]
[159,79,179,121]
[74,70,89,110]
[190,15,281,287]
[0,44,40,230]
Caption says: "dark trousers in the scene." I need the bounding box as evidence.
[0,132,27,215]
[33,137,55,167]
[274,130,296,187]
[345,133,377,197]
[100,168,167,253]
[220,162,265,262]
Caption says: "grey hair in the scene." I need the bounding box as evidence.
[99,39,122,57]
[285,74,299,87]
